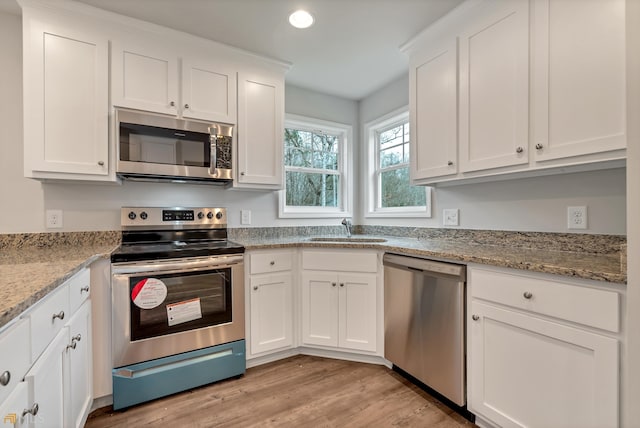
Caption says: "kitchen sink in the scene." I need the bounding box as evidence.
[308,237,387,243]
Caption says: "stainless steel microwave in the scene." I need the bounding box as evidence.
[116,108,233,184]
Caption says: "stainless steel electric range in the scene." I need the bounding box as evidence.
[110,207,245,410]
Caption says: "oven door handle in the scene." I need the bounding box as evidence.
[112,255,243,275]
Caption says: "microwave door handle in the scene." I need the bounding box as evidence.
[209,134,218,178]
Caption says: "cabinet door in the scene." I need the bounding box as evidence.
[0,319,31,404]
[23,21,109,177]
[25,328,67,428]
[111,40,179,115]
[459,0,529,173]
[532,0,626,162]
[26,283,69,362]
[301,272,338,347]
[0,382,30,428]
[410,39,458,182]
[338,274,377,352]
[468,302,619,428]
[236,72,284,188]
[182,59,237,124]
[65,301,92,428]
[250,273,293,355]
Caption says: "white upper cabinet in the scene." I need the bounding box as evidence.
[532,0,626,162]
[235,71,284,189]
[409,38,458,182]
[22,9,110,180]
[181,59,237,124]
[111,39,179,116]
[459,0,529,173]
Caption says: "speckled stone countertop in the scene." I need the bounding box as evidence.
[230,226,627,285]
[0,232,120,329]
[0,227,626,330]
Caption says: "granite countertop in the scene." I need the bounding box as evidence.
[0,228,626,330]
[234,234,627,285]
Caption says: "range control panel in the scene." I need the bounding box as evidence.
[121,207,226,228]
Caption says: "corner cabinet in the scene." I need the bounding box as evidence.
[300,250,380,354]
[467,266,621,428]
[405,0,626,186]
[234,71,285,190]
[247,250,295,357]
[22,7,111,181]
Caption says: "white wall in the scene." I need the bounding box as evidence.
[357,75,627,234]
[0,9,626,235]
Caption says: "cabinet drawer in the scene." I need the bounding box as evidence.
[302,250,378,273]
[470,267,619,332]
[69,268,91,314]
[250,251,294,274]
[0,319,31,403]
[24,283,70,362]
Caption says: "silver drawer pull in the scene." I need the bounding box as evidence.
[332,282,337,287]
[52,311,65,321]
[472,315,480,321]
[516,146,524,154]
[0,371,10,386]
[72,334,82,343]
[270,261,275,266]
[253,286,258,291]
[23,403,39,417]
[523,291,533,299]
[80,286,90,293]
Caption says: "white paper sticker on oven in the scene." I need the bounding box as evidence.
[131,278,168,309]
[166,298,203,326]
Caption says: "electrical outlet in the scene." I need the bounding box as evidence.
[567,206,587,230]
[241,209,251,225]
[46,209,63,229]
[443,208,459,226]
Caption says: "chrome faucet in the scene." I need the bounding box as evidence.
[341,218,352,238]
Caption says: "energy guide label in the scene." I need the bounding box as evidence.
[167,298,203,326]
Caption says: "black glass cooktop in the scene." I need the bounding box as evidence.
[111,239,245,263]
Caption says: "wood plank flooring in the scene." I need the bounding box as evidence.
[86,355,477,427]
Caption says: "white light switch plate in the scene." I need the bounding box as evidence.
[443,209,459,226]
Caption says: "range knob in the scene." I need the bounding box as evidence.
[128,211,136,220]
[197,212,205,219]
[206,212,214,219]
[140,212,148,220]
[216,212,223,220]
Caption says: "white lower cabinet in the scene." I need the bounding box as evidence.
[0,382,30,428]
[66,301,92,428]
[301,250,379,354]
[247,250,294,357]
[468,266,620,428]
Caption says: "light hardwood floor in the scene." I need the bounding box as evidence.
[86,355,477,427]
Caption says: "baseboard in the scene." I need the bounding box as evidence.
[246,348,301,368]
[90,394,113,412]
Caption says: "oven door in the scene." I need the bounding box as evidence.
[112,255,244,367]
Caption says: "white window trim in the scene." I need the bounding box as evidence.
[279,113,353,218]
[364,107,432,218]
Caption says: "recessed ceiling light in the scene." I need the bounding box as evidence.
[289,10,314,29]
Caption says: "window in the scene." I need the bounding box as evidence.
[279,114,352,218]
[365,108,431,217]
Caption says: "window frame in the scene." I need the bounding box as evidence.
[364,107,432,218]
[279,114,353,218]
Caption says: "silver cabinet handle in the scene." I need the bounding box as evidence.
[240,172,246,176]
[535,143,544,150]
[80,286,90,293]
[516,147,524,154]
[253,286,258,291]
[170,101,176,107]
[72,334,81,342]
[0,371,10,386]
[270,261,275,266]
[97,161,104,166]
[472,314,480,321]
[52,311,65,321]
[331,282,337,287]
[340,283,344,287]
[22,403,39,417]
[523,291,533,299]
[184,103,190,109]
[447,161,454,166]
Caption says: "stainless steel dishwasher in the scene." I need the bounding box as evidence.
[383,253,466,406]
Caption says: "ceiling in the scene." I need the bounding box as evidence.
[1,0,464,100]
